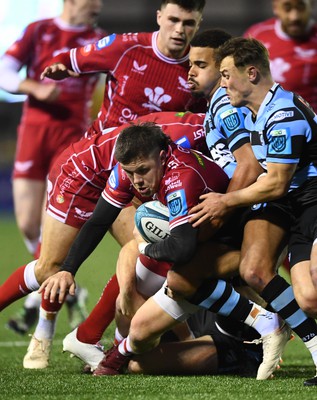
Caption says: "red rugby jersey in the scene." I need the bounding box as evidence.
[244,18,317,111]
[51,31,206,131]
[5,17,106,129]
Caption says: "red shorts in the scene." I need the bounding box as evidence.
[46,148,109,229]
[13,122,85,180]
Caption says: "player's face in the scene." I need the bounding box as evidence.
[188,47,221,100]
[121,151,167,197]
[156,4,202,58]
[272,0,312,38]
[71,0,103,26]
[219,56,252,108]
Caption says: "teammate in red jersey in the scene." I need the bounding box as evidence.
[0,0,106,340]
[0,111,206,369]
[40,0,207,132]
[244,0,317,111]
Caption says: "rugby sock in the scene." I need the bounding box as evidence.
[24,291,42,309]
[261,275,317,364]
[190,278,279,336]
[118,336,134,356]
[77,274,119,344]
[0,261,39,311]
[23,237,39,256]
[114,328,125,346]
[33,306,57,340]
[33,293,64,340]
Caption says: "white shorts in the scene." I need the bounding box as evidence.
[152,282,199,322]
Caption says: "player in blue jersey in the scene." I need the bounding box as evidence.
[188,30,264,192]
[190,37,317,386]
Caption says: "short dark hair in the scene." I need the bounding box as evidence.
[115,122,171,165]
[190,29,232,49]
[160,0,206,12]
[215,37,271,74]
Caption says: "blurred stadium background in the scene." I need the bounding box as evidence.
[0,0,316,213]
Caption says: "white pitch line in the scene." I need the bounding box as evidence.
[0,340,63,347]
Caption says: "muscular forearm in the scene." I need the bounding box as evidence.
[224,165,294,209]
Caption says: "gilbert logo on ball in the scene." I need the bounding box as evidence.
[135,201,170,243]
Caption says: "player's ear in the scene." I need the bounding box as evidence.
[160,150,167,166]
[156,10,162,27]
[248,66,258,83]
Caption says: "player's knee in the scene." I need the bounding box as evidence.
[295,289,317,318]
[310,267,317,289]
[166,270,197,299]
[129,320,160,353]
[239,258,274,292]
[34,259,60,284]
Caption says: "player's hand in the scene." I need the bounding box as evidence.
[33,82,61,102]
[189,192,228,228]
[38,271,76,304]
[119,289,145,318]
[40,63,79,80]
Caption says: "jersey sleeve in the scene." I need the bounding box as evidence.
[68,33,137,74]
[4,23,35,65]
[265,106,310,164]
[102,163,135,207]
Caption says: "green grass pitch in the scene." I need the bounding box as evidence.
[0,216,316,399]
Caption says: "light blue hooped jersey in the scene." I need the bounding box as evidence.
[246,83,317,191]
[204,87,251,179]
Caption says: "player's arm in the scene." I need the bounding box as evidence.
[140,222,199,264]
[0,54,60,101]
[227,142,264,192]
[39,195,121,303]
[190,161,296,228]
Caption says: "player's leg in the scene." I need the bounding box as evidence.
[241,215,317,382]
[94,275,291,379]
[128,335,218,375]
[166,240,240,299]
[22,214,79,369]
[291,260,317,317]
[12,178,46,254]
[62,206,136,367]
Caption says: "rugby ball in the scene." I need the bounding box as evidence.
[135,201,170,243]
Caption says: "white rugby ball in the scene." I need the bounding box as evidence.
[135,201,170,243]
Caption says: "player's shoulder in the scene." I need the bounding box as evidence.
[24,18,53,33]
[244,17,276,38]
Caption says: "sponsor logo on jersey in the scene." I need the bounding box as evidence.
[167,189,187,217]
[221,109,241,131]
[192,151,205,167]
[142,87,171,112]
[80,43,95,56]
[165,173,180,186]
[122,33,139,42]
[14,160,34,172]
[96,33,116,50]
[108,165,119,188]
[56,194,64,204]
[75,207,93,219]
[251,203,267,211]
[268,110,294,124]
[132,61,148,74]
